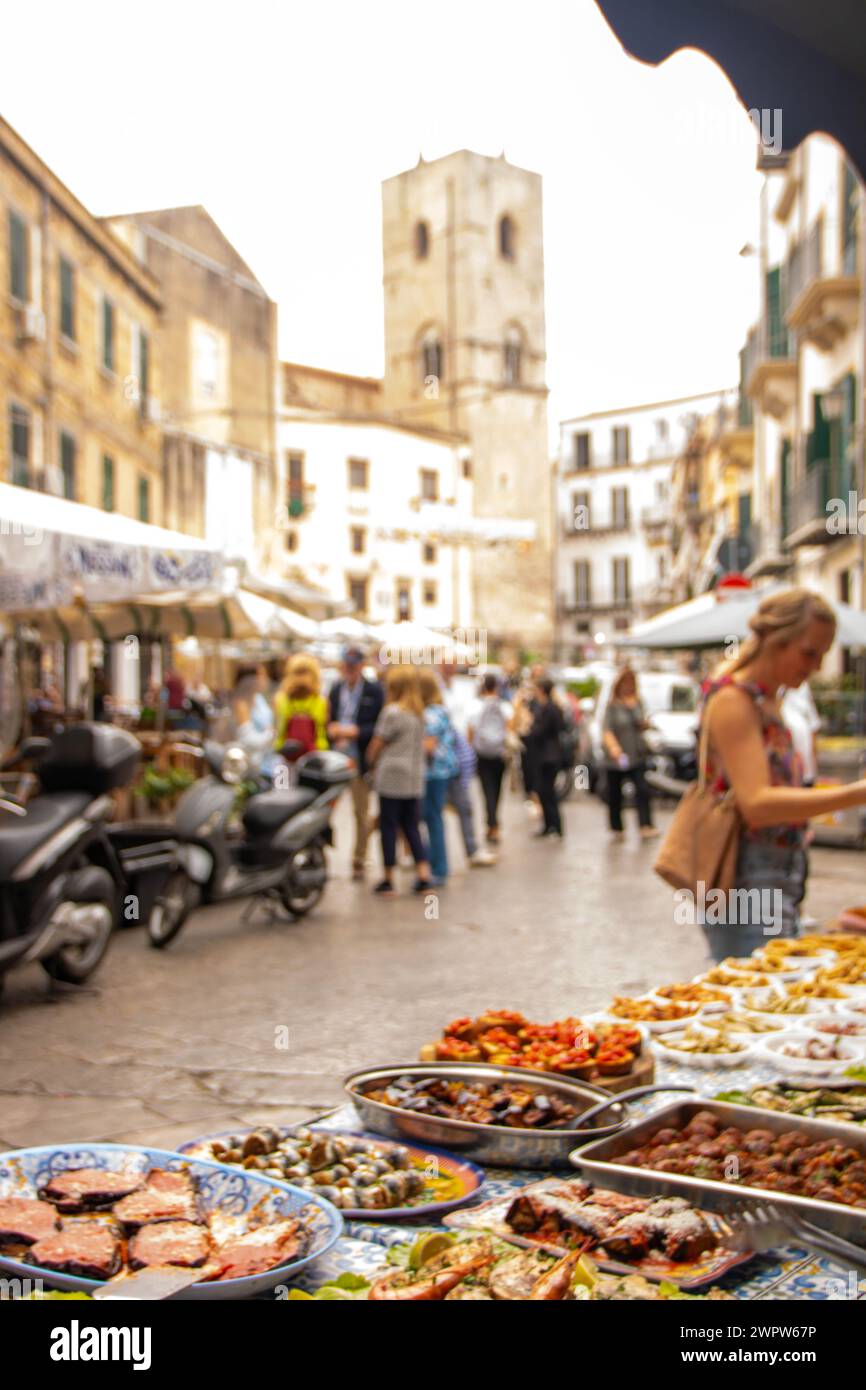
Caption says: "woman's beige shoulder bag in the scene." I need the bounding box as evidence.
[653,704,741,897]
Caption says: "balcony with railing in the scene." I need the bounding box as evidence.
[713,395,754,464]
[784,459,857,547]
[636,579,676,612]
[640,504,673,543]
[561,514,632,541]
[562,588,634,614]
[743,317,796,420]
[786,220,860,350]
[745,518,794,578]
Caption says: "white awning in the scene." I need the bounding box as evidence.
[0,482,223,610]
[374,503,536,546]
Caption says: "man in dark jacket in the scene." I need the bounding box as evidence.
[328,647,384,879]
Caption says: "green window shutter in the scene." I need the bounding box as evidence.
[738,493,752,539]
[807,394,830,468]
[766,266,788,357]
[10,406,30,486]
[60,432,76,499]
[738,346,753,426]
[139,331,149,402]
[138,475,149,522]
[59,258,75,340]
[9,211,28,301]
[102,455,115,511]
[102,298,114,372]
[843,162,858,274]
[780,439,791,541]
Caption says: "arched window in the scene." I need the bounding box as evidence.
[503,325,522,385]
[415,220,429,259]
[499,214,515,260]
[420,326,443,384]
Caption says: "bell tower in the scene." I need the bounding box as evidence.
[381,150,552,653]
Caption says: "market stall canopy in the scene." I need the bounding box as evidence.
[594,0,866,182]
[316,615,378,643]
[0,482,222,610]
[368,619,479,665]
[242,569,354,620]
[374,505,536,546]
[10,587,315,643]
[619,587,866,650]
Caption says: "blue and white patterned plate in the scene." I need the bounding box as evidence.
[0,1144,343,1300]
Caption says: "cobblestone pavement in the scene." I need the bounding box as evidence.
[1,784,862,1151]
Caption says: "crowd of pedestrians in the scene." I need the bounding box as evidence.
[226,646,576,896]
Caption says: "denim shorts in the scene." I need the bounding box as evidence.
[700,839,808,963]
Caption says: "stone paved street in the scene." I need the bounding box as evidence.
[1,784,862,1152]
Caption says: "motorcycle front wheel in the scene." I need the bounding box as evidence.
[280,843,327,917]
[42,868,116,985]
[148,869,201,949]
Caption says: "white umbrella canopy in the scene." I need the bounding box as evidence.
[621,587,866,650]
[368,619,477,664]
[316,615,376,643]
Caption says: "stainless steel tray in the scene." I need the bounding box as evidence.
[344,1061,631,1168]
[570,1099,866,1242]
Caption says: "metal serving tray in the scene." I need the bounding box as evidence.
[570,1099,866,1242]
[344,1062,631,1168]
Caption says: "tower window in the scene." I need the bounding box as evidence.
[499,214,515,260]
[420,330,443,384]
[415,220,429,259]
[504,326,522,385]
[351,525,366,554]
[420,468,439,501]
[348,457,369,489]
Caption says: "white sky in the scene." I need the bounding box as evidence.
[5,0,764,437]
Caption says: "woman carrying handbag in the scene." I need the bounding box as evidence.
[656,589,866,961]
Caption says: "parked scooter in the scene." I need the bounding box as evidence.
[0,724,140,995]
[147,743,354,947]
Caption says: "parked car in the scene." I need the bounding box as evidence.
[587,670,699,797]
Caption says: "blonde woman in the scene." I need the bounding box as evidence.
[274,654,329,759]
[366,666,430,895]
[698,587,866,959]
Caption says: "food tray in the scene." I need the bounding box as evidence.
[570,1099,866,1242]
[344,1062,633,1167]
[442,1177,753,1290]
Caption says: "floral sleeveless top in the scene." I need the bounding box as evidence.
[699,676,805,847]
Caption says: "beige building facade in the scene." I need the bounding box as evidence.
[0,116,162,521]
[381,150,552,653]
[107,205,278,565]
[744,135,865,666]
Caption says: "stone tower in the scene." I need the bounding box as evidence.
[381,150,552,653]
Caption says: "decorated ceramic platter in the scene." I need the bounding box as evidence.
[179,1125,485,1221]
[0,1143,343,1299]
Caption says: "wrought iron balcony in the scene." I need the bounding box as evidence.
[784,459,857,547]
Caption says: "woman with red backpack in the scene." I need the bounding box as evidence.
[274,654,329,760]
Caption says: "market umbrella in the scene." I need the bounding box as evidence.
[593,0,866,182]
[619,587,866,650]
[369,620,477,664]
[316,616,376,643]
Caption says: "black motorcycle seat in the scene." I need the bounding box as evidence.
[242,787,319,837]
[0,791,93,880]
